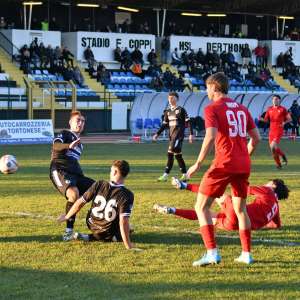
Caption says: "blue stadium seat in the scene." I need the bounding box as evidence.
[153,118,161,129]
[135,118,143,130]
[144,118,153,129]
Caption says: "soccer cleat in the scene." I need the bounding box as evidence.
[153,203,169,214]
[157,174,168,182]
[74,232,90,241]
[234,253,254,265]
[276,164,282,170]
[171,177,186,189]
[282,155,288,166]
[179,174,188,182]
[62,230,76,242]
[192,252,221,267]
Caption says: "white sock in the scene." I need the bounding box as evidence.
[163,173,169,177]
[65,228,73,233]
[207,248,218,256]
[242,251,251,257]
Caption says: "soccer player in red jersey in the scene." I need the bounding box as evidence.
[262,94,292,169]
[186,72,261,266]
[153,177,289,232]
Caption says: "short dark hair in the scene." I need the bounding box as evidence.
[169,92,179,99]
[272,179,290,200]
[112,160,130,178]
[206,72,229,94]
[272,94,281,100]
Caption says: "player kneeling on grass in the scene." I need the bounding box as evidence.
[154,177,289,262]
[58,160,137,250]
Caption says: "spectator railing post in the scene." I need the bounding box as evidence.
[50,86,55,130]
[69,80,77,111]
[24,76,33,119]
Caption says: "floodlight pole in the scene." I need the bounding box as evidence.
[28,4,33,30]
[154,8,160,37]
[161,9,166,37]
[276,17,279,39]
[281,18,286,39]
[24,5,27,30]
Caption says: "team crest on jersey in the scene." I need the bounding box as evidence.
[175,109,180,114]
[226,102,239,108]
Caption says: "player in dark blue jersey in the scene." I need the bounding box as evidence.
[58,160,137,250]
[153,92,193,182]
[50,111,94,241]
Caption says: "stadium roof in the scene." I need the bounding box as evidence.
[56,0,300,16]
[9,0,300,17]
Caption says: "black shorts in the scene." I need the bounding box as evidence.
[50,169,95,199]
[86,215,121,242]
[168,137,183,153]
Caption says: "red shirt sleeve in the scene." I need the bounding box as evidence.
[265,212,281,229]
[204,105,218,129]
[248,186,267,197]
[264,109,270,122]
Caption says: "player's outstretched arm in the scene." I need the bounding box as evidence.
[119,216,138,250]
[247,127,261,156]
[57,197,86,223]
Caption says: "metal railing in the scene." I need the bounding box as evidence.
[0,31,20,61]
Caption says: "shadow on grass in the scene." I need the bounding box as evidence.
[0,235,62,243]
[1,230,299,248]
[0,266,300,299]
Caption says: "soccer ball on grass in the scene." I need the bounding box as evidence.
[0,155,18,174]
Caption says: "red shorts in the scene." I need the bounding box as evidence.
[269,130,283,144]
[215,196,238,231]
[199,168,249,199]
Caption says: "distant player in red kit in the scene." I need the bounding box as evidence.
[262,94,292,169]
[153,177,289,232]
[186,72,261,266]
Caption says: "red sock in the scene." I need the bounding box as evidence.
[239,229,251,252]
[276,147,285,157]
[175,209,198,220]
[272,152,281,167]
[200,225,216,250]
[187,183,200,193]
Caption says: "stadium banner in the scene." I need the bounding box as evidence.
[0,29,61,55]
[62,31,156,62]
[0,119,54,145]
[261,40,300,66]
[169,35,258,64]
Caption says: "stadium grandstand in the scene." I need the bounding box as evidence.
[1,2,300,299]
[0,0,300,136]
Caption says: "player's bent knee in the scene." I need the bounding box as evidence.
[66,186,79,202]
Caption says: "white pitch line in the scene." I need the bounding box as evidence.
[0,211,299,247]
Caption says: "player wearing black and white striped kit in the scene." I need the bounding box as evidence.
[50,111,94,241]
[153,92,193,182]
[57,160,137,250]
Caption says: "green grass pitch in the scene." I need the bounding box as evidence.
[0,140,299,299]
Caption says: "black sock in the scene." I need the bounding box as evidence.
[175,153,187,173]
[165,152,174,174]
[65,201,76,230]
